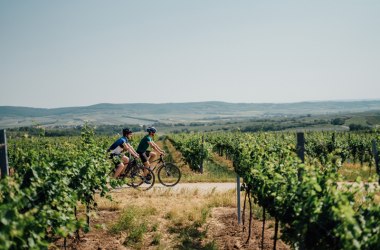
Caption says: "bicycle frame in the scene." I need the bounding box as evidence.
[149,154,165,172]
[118,157,155,190]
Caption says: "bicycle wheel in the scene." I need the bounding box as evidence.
[157,163,181,187]
[127,165,155,191]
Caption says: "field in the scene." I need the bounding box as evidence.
[2,102,380,135]
[1,128,380,249]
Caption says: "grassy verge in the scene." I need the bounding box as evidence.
[180,161,236,182]
[160,139,236,183]
[104,187,237,249]
[61,185,284,249]
[109,205,157,248]
[338,162,379,182]
[163,189,235,249]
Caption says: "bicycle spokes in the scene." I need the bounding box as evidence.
[158,163,181,187]
[126,166,155,191]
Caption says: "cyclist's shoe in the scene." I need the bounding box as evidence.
[130,172,137,178]
[144,178,151,185]
[146,174,152,181]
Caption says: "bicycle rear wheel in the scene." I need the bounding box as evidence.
[127,165,155,191]
[157,163,181,187]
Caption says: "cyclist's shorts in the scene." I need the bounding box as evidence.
[138,150,151,163]
[109,153,123,166]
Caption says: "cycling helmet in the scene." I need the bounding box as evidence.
[146,126,157,134]
[122,128,132,136]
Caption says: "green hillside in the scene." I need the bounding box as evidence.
[1,100,380,129]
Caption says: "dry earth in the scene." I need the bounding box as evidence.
[52,183,290,250]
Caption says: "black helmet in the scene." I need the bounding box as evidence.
[146,126,157,133]
[122,128,132,136]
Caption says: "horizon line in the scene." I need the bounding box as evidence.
[1,98,380,109]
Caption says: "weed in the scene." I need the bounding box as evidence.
[200,207,210,225]
[96,199,121,211]
[206,190,235,208]
[109,205,155,247]
[173,223,209,250]
[151,233,162,245]
[203,240,218,250]
[110,208,137,234]
[164,210,175,220]
[339,163,378,181]
[124,222,147,245]
[151,223,159,232]
[94,223,106,230]
[193,188,200,196]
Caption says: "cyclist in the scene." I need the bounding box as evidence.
[136,126,165,171]
[107,128,140,178]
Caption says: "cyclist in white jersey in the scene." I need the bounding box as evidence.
[107,128,139,178]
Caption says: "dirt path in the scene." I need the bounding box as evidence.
[114,182,238,194]
[337,181,379,191]
[114,180,380,194]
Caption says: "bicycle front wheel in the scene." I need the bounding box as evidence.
[128,166,155,191]
[157,163,181,187]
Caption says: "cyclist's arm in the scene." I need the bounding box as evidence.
[128,144,140,158]
[122,143,140,158]
[148,141,165,155]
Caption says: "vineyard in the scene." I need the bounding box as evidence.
[1,127,380,249]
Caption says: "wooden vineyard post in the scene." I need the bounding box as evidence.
[200,134,204,173]
[296,132,305,180]
[237,174,241,224]
[371,140,380,185]
[296,132,305,162]
[0,129,9,178]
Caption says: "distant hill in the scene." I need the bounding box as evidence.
[1,100,380,128]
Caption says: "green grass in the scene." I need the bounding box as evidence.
[345,116,369,126]
[109,205,157,247]
[181,161,236,183]
[168,213,217,250]
[338,163,379,182]
[164,190,236,250]
[366,115,380,125]
[151,233,162,245]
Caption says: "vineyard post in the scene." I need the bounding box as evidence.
[200,134,204,173]
[296,132,305,162]
[237,174,241,224]
[371,140,380,184]
[296,132,305,180]
[0,129,9,178]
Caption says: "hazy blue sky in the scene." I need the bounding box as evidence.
[1,1,379,108]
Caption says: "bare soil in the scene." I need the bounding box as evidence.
[52,184,290,250]
[207,208,290,250]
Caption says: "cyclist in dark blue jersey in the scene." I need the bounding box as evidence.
[107,128,140,178]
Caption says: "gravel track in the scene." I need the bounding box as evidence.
[152,182,238,192]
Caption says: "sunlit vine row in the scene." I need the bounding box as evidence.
[206,131,380,249]
[0,125,115,249]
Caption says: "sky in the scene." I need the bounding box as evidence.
[0,0,379,108]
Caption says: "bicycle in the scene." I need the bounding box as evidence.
[117,157,155,191]
[149,154,181,187]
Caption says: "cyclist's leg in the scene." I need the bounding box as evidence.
[114,155,129,178]
[129,165,155,190]
[148,151,157,165]
[139,151,150,168]
[139,151,153,180]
